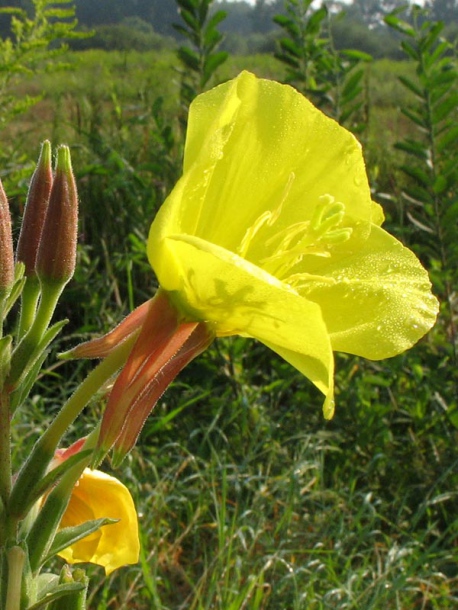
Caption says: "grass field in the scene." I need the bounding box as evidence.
[2,46,458,609]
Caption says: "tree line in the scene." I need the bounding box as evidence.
[1,0,457,57]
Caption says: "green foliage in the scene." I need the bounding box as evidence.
[69,18,175,53]
[385,6,458,360]
[273,0,372,131]
[174,0,229,120]
[1,2,457,607]
[0,0,88,131]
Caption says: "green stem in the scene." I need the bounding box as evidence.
[42,334,137,453]
[17,280,41,341]
[5,546,25,610]
[0,389,11,547]
[8,281,63,390]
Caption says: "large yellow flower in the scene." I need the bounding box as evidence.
[71,71,438,463]
[57,466,139,575]
[147,70,438,419]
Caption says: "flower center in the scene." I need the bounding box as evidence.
[237,175,352,288]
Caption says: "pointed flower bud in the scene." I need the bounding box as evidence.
[0,178,14,295]
[16,140,53,278]
[36,145,78,287]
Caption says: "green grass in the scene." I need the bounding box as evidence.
[12,337,454,609]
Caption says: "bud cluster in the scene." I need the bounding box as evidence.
[17,142,79,287]
[0,142,79,392]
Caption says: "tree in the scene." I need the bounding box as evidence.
[427,0,458,23]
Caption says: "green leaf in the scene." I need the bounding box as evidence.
[202,51,229,86]
[398,75,423,98]
[341,49,372,62]
[425,40,451,67]
[0,336,12,383]
[179,8,200,32]
[403,182,434,205]
[305,6,327,36]
[342,70,364,99]
[340,102,363,125]
[177,46,200,72]
[9,318,68,412]
[274,52,300,70]
[401,165,432,188]
[206,10,227,31]
[176,0,197,12]
[401,107,427,129]
[400,40,420,61]
[43,517,118,564]
[279,37,303,59]
[419,21,443,52]
[27,583,85,610]
[433,94,458,123]
[437,124,458,152]
[8,449,93,521]
[273,14,293,28]
[433,175,448,195]
[429,70,458,88]
[385,15,415,37]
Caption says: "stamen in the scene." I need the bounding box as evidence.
[237,189,352,284]
[237,172,295,258]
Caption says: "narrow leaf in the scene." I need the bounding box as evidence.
[26,584,85,610]
[43,517,118,564]
[398,75,423,98]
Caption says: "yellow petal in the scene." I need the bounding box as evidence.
[158,233,334,410]
[58,469,139,575]
[299,225,439,358]
[148,71,374,271]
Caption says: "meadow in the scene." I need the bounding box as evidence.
[1,6,457,609]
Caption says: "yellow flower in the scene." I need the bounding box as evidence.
[57,466,139,575]
[71,71,438,463]
[147,70,438,419]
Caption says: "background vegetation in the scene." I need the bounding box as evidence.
[1,0,457,608]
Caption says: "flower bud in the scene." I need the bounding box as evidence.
[16,140,53,278]
[36,145,78,286]
[0,178,14,295]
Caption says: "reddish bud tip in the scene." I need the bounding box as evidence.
[0,178,14,294]
[16,140,53,278]
[36,145,78,286]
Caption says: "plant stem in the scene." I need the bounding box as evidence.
[41,334,138,453]
[5,546,25,610]
[0,389,11,547]
[17,280,41,341]
[8,281,63,391]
